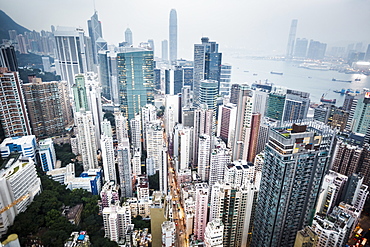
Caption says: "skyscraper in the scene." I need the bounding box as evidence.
[307,40,327,60]
[252,121,335,247]
[294,38,308,58]
[194,183,209,240]
[193,37,222,105]
[117,47,154,119]
[286,19,298,59]
[125,28,133,46]
[87,11,103,64]
[0,44,18,71]
[199,80,218,112]
[219,64,232,96]
[54,27,93,88]
[0,68,32,137]
[162,39,168,61]
[117,138,133,198]
[169,9,177,64]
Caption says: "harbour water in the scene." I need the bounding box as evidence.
[223,54,370,106]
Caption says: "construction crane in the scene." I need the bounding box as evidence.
[0,194,29,214]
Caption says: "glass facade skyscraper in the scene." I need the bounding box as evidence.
[251,120,335,247]
[117,47,154,120]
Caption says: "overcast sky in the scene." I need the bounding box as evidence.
[1,0,370,59]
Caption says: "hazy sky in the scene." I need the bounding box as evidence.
[1,0,370,59]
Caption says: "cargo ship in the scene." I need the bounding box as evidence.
[270,71,283,75]
[332,78,352,83]
[320,94,336,104]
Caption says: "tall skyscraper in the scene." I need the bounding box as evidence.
[252,121,335,247]
[282,89,310,121]
[219,64,232,96]
[23,77,65,138]
[286,19,298,59]
[197,134,211,182]
[125,28,133,46]
[87,11,103,64]
[347,92,370,135]
[162,39,168,61]
[217,103,237,149]
[199,80,218,112]
[293,38,308,58]
[194,183,209,240]
[146,120,164,171]
[0,68,31,137]
[117,138,133,198]
[54,27,93,88]
[169,9,177,64]
[102,203,132,242]
[307,40,327,60]
[193,37,222,105]
[117,47,154,119]
[101,119,116,183]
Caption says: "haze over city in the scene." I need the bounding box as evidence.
[1,0,370,58]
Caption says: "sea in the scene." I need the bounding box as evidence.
[223,54,370,107]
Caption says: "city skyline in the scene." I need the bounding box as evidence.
[1,0,370,59]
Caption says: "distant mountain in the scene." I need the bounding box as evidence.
[0,9,30,41]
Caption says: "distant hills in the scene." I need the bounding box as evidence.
[0,9,30,41]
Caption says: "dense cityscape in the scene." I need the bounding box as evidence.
[0,2,370,247]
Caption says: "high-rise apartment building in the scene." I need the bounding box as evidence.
[146,120,164,171]
[217,103,237,148]
[252,121,335,247]
[208,138,231,187]
[307,40,327,60]
[102,203,132,243]
[0,44,18,71]
[194,183,209,240]
[101,119,116,183]
[169,9,177,64]
[294,226,318,247]
[0,68,31,137]
[232,85,253,161]
[197,134,211,182]
[294,38,308,58]
[283,89,310,121]
[87,11,103,64]
[331,140,362,176]
[193,37,222,105]
[23,77,65,138]
[38,138,57,172]
[117,47,154,119]
[54,27,93,88]
[192,107,213,166]
[117,138,133,198]
[347,92,370,135]
[161,221,176,247]
[115,111,128,145]
[204,219,224,247]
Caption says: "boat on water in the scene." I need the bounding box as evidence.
[253,73,258,76]
[270,71,283,75]
[320,94,336,104]
[355,78,361,81]
[332,78,352,83]
[244,70,249,72]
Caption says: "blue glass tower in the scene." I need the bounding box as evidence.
[117,47,154,119]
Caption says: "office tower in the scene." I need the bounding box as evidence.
[219,64,232,96]
[130,114,142,151]
[194,183,209,240]
[183,67,194,89]
[146,120,164,170]
[87,11,103,64]
[0,68,32,137]
[102,203,132,242]
[208,140,231,187]
[193,107,214,166]
[217,103,237,148]
[98,50,116,101]
[174,66,183,95]
[0,135,37,159]
[72,74,89,112]
[169,9,177,64]
[365,44,370,61]
[161,221,176,246]
[57,80,73,126]
[283,89,310,121]
[95,38,107,54]
[209,182,258,246]
[204,219,224,247]
[193,37,222,105]
[294,226,318,247]
[38,138,56,172]
[233,85,253,161]
[293,38,308,58]
[311,204,360,247]
[347,92,370,135]
[197,134,211,182]
[117,47,154,119]
[199,80,218,112]
[101,119,116,183]
[252,121,335,247]
[315,171,348,215]
[23,77,65,138]
[286,19,298,59]
[162,39,168,61]
[313,104,333,123]
[0,156,42,237]
[0,44,18,71]
[182,85,192,109]
[266,91,286,120]
[54,27,93,87]
[153,68,161,90]
[117,138,133,198]
[307,40,327,60]
[164,69,173,95]
[230,84,240,104]
[75,110,98,171]
[125,28,133,46]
